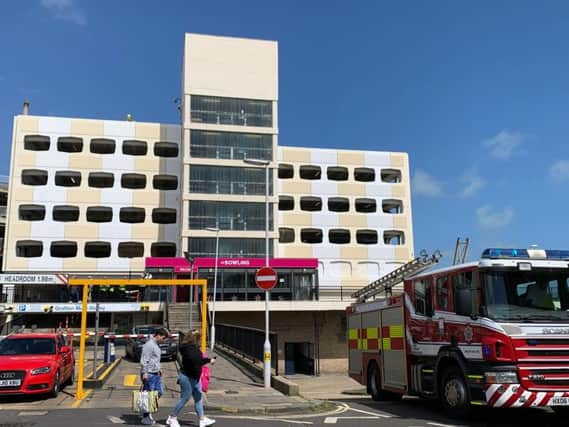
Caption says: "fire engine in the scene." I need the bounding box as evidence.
[347,248,569,417]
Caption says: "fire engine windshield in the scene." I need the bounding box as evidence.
[480,269,569,322]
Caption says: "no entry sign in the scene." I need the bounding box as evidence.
[255,267,277,291]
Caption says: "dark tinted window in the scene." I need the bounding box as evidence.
[121,173,146,189]
[19,204,46,221]
[53,205,80,222]
[22,169,48,186]
[327,166,349,181]
[152,208,176,224]
[24,135,50,151]
[355,198,377,213]
[88,172,114,188]
[90,138,116,154]
[57,137,83,153]
[301,228,323,244]
[279,196,294,211]
[50,241,77,258]
[120,207,146,223]
[16,240,43,257]
[153,175,178,190]
[356,230,378,245]
[84,241,111,258]
[278,164,294,179]
[279,228,295,243]
[123,140,148,155]
[151,242,176,257]
[86,206,113,222]
[329,229,351,244]
[118,242,145,258]
[55,171,81,187]
[154,142,179,157]
[328,197,349,212]
[354,167,375,182]
[300,197,322,212]
[299,165,321,180]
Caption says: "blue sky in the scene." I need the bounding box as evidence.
[1,0,569,264]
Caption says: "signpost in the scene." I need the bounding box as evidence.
[255,266,277,388]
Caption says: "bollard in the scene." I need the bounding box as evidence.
[109,337,116,362]
[103,337,109,363]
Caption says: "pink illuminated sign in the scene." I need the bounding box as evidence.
[145,257,318,273]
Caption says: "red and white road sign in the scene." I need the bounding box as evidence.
[255,267,277,291]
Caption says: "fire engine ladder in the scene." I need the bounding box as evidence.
[453,237,469,265]
[352,250,442,303]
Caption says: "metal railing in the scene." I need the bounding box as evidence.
[318,286,365,302]
[189,215,272,232]
[190,145,272,161]
[215,323,278,375]
[189,180,271,196]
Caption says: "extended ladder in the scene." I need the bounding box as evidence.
[352,250,442,303]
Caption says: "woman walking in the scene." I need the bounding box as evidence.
[167,330,216,427]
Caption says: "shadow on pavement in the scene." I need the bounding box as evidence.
[339,397,564,427]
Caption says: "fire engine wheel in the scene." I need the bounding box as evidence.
[440,366,470,418]
[553,407,569,417]
[367,362,382,401]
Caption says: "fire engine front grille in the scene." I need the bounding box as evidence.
[527,350,569,357]
[520,366,569,390]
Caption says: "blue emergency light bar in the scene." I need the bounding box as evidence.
[481,248,569,260]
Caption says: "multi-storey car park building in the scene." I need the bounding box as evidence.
[0,33,413,374]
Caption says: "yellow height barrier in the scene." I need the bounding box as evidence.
[69,278,208,401]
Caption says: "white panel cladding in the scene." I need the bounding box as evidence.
[312,244,341,259]
[29,202,65,238]
[161,124,182,142]
[363,151,391,167]
[162,223,178,242]
[311,149,337,165]
[310,212,339,227]
[366,213,394,230]
[38,117,72,135]
[355,261,381,281]
[28,238,64,271]
[365,183,394,198]
[104,120,135,138]
[367,245,398,261]
[311,180,337,197]
[37,118,71,170]
[98,206,133,240]
[34,177,67,203]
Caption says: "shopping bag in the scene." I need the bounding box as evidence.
[201,365,211,393]
[131,390,159,413]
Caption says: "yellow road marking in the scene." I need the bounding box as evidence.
[124,374,139,387]
[72,389,92,408]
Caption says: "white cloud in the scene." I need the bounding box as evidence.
[460,167,484,198]
[483,130,524,160]
[476,205,513,228]
[550,160,569,182]
[41,0,86,25]
[412,169,443,197]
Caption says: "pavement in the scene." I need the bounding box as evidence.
[287,373,367,400]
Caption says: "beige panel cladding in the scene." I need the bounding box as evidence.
[131,225,162,240]
[339,214,367,227]
[134,156,159,172]
[65,223,99,239]
[390,152,408,168]
[9,222,32,237]
[68,155,103,170]
[67,189,101,204]
[337,150,365,166]
[135,122,161,139]
[133,190,160,205]
[185,33,278,100]
[63,257,98,271]
[279,213,312,226]
[129,257,146,271]
[14,150,37,167]
[17,116,39,133]
[279,181,312,195]
[392,215,408,229]
[390,184,407,198]
[70,118,104,136]
[280,148,311,164]
[6,257,30,271]
[395,246,412,261]
[10,186,34,202]
[279,245,313,258]
[340,246,369,260]
[337,182,366,196]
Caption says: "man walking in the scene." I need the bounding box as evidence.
[140,328,168,425]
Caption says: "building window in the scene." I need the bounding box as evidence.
[329,229,351,244]
[299,165,321,180]
[57,137,83,153]
[278,164,293,179]
[300,196,322,212]
[122,140,148,156]
[19,204,46,221]
[189,201,273,231]
[278,196,294,211]
[356,230,378,245]
[16,240,43,257]
[53,205,80,222]
[121,173,146,189]
[191,95,272,127]
[354,167,375,182]
[154,141,179,157]
[279,228,295,243]
[84,241,111,258]
[88,172,115,188]
[90,138,116,154]
[328,197,349,212]
[327,166,349,181]
[50,241,77,258]
[382,199,403,214]
[86,206,113,222]
[384,230,404,245]
[355,198,377,213]
[190,130,272,161]
[118,241,145,258]
[190,165,272,196]
[188,237,272,258]
[120,207,146,223]
[151,242,177,257]
[381,169,402,183]
[21,169,48,186]
[301,228,323,244]
[55,171,81,187]
[24,135,50,151]
[152,208,176,224]
[153,175,178,191]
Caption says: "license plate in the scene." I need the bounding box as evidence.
[550,397,569,406]
[0,379,21,387]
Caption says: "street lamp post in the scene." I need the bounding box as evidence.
[205,227,220,351]
[243,157,271,389]
[183,252,195,330]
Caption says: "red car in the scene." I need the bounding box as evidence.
[0,333,75,397]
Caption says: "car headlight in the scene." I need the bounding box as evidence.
[31,366,52,375]
[485,371,518,384]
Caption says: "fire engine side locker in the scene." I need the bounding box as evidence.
[380,305,407,391]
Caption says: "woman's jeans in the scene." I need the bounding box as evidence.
[173,372,204,417]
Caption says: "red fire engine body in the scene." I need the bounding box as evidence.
[348,248,569,416]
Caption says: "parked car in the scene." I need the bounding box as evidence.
[125,325,178,361]
[0,333,75,397]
